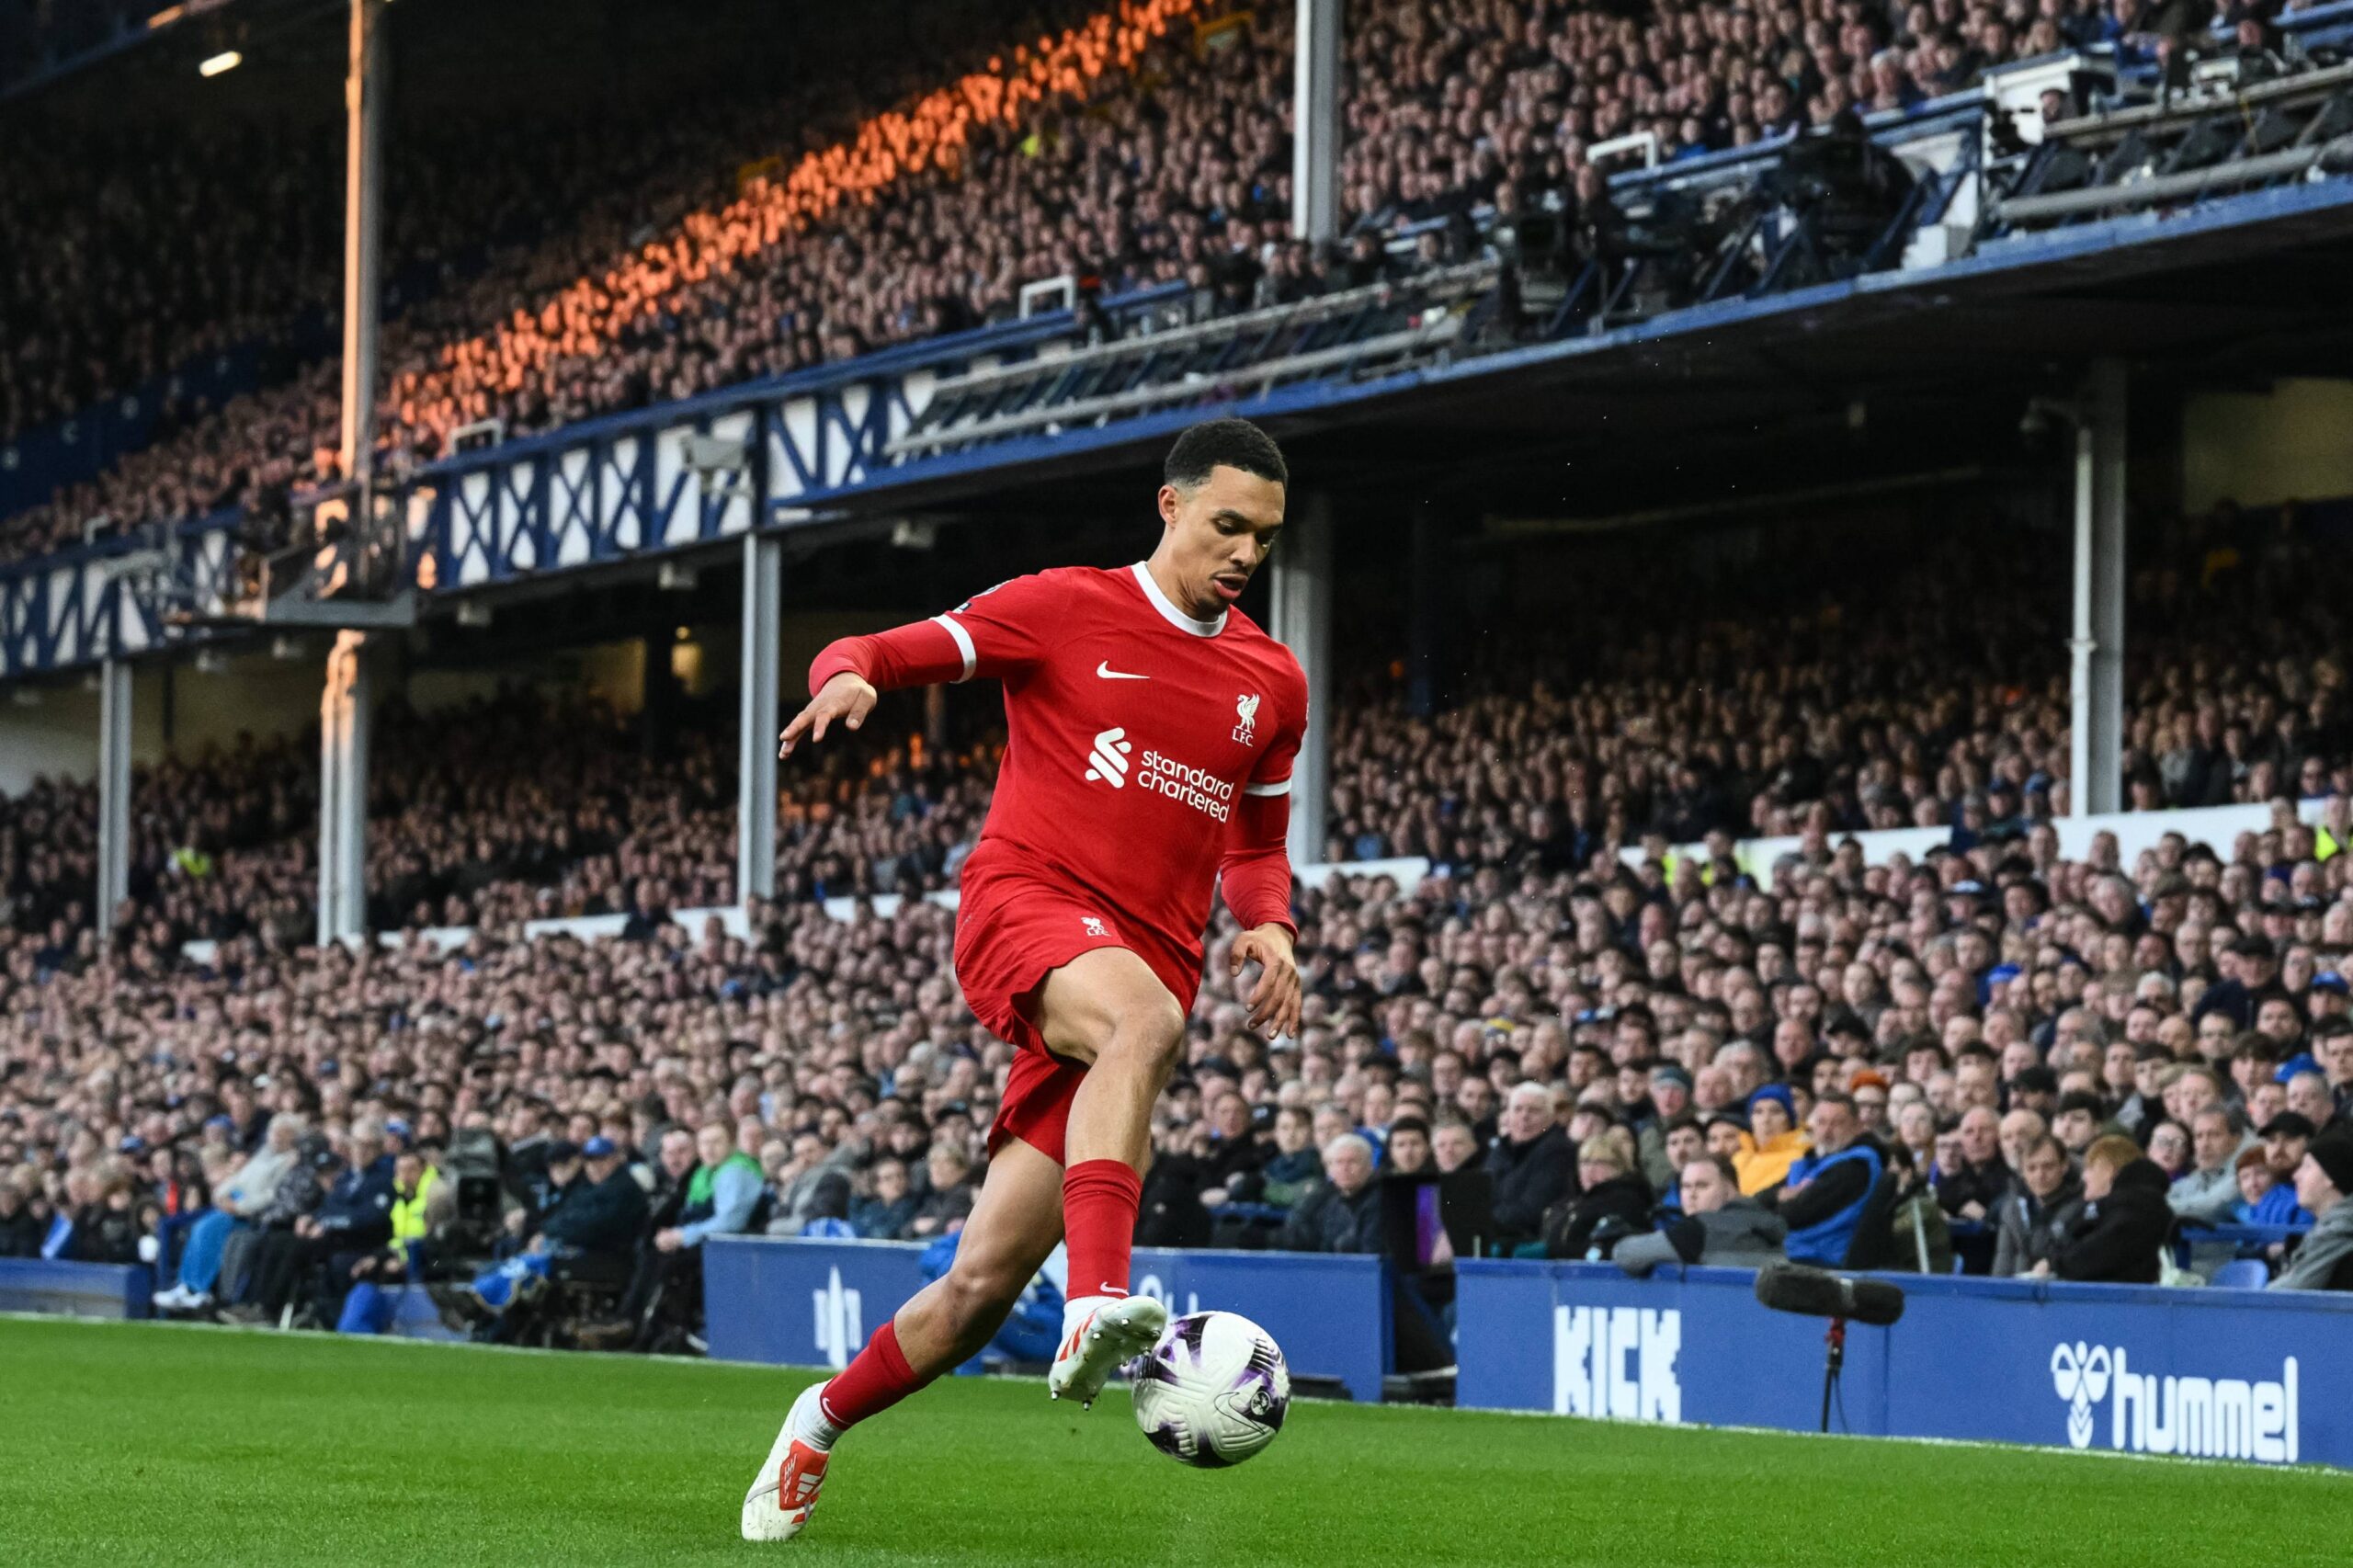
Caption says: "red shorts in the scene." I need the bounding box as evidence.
[953,847,1199,1165]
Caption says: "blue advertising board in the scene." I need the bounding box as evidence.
[705,1237,1391,1403]
[1456,1260,2353,1468]
[0,1258,153,1319]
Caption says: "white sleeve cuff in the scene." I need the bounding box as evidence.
[931,614,976,683]
[1243,778,1292,797]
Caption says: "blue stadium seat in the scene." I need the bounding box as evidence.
[2207,1259,2270,1290]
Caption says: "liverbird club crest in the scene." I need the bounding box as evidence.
[1233,693,1260,745]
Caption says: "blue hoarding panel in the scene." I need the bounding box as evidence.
[0,1258,153,1319]
[1129,1248,1390,1403]
[1455,1259,2353,1468]
[706,1238,1389,1402]
[704,1237,931,1371]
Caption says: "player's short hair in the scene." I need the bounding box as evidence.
[1165,417,1288,491]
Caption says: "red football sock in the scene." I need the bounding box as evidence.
[1063,1158,1143,1301]
[819,1319,926,1429]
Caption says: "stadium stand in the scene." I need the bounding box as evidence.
[7,756,2353,1346]
[17,0,2343,568]
[6,499,2347,953]
[9,497,2353,1348]
[9,0,2353,1385]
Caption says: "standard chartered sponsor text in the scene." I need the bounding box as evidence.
[1140,749,1236,821]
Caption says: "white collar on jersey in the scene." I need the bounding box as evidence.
[1129,561,1227,638]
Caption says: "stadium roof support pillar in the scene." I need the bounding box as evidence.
[1271,491,1334,869]
[1292,0,1342,244]
[738,533,782,903]
[2070,358,2127,819]
[96,658,131,937]
[338,0,386,489]
[318,631,372,946]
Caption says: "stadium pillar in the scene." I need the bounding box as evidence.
[1292,0,1342,244]
[318,631,372,947]
[97,658,132,936]
[1271,493,1335,869]
[737,534,782,903]
[337,0,387,489]
[2069,359,2127,820]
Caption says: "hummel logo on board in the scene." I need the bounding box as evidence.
[1085,727,1133,787]
[1096,662,1149,680]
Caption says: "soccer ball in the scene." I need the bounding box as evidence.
[1130,1310,1290,1468]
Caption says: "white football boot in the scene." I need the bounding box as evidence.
[740,1383,838,1542]
[1047,1294,1167,1410]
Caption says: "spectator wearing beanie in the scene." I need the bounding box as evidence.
[2270,1126,2353,1290]
[1733,1085,1811,1197]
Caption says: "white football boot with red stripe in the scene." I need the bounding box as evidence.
[741,1383,837,1542]
[1046,1293,1167,1409]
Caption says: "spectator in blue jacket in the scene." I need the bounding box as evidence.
[1778,1095,1886,1266]
[535,1137,651,1261]
[850,1157,920,1241]
[232,1120,396,1326]
[2232,1145,2312,1228]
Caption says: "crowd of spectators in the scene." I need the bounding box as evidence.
[0,686,1000,956]
[7,0,2257,566]
[8,684,2353,1356]
[1327,506,2352,857]
[6,499,2349,970]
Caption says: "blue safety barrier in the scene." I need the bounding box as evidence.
[0,1257,153,1319]
[705,1237,1391,1402]
[1456,1260,2353,1468]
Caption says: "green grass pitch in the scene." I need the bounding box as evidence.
[1,1316,2345,1567]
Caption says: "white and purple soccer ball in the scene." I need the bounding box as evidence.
[1130,1310,1290,1468]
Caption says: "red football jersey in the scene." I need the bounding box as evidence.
[810,562,1306,962]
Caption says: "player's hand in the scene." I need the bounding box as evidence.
[779,673,877,758]
[1232,923,1302,1040]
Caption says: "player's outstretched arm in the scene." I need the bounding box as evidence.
[778,672,877,758]
[781,585,1053,759]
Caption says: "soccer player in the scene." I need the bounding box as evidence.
[742,418,1307,1541]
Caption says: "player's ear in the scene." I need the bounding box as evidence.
[1156,483,1181,528]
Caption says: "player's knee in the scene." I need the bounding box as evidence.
[1108,993,1186,1069]
[940,1255,1024,1331]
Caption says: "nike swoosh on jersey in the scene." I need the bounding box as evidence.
[1096,662,1150,680]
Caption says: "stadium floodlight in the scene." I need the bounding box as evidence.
[199,50,242,77]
